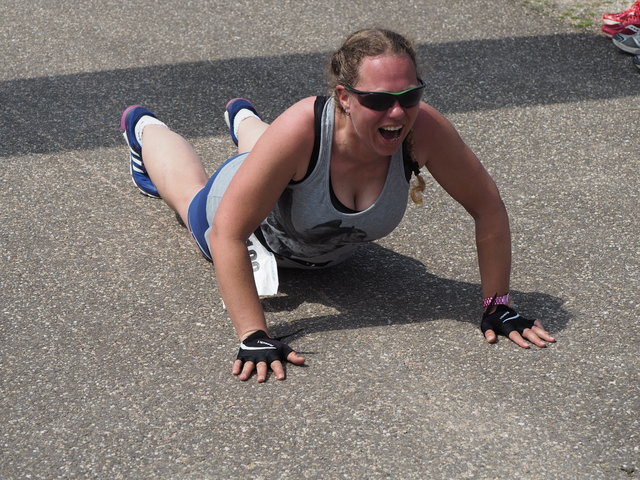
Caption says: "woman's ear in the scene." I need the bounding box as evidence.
[335,85,350,113]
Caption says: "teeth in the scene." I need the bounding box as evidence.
[381,125,402,131]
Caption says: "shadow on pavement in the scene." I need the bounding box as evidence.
[1,32,632,157]
[263,243,570,341]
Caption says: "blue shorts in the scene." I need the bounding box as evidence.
[187,153,247,261]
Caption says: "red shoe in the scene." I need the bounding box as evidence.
[601,13,640,37]
[602,0,640,25]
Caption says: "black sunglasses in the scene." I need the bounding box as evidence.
[344,79,425,111]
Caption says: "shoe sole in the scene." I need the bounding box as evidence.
[120,104,143,131]
[602,23,640,37]
[225,97,246,111]
[613,38,640,54]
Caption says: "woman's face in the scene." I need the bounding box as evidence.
[337,54,422,157]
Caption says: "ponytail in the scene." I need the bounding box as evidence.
[404,131,426,205]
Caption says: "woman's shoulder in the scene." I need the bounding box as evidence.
[414,102,452,131]
[251,97,319,178]
[279,96,319,117]
[411,102,468,167]
[413,103,463,144]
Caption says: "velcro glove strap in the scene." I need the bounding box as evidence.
[481,304,535,337]
[237,330,293,364]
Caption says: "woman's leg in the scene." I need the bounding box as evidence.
[236,116,269,154]
[141,125,209,226]
[225,98,270,154]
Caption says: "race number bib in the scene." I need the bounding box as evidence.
[246,233,279,296]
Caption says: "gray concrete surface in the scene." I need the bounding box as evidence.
[1,0,638,479]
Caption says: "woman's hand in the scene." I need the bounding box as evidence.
[481,305,556,348]
[233,330,306,382]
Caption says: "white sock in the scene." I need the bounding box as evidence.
[134,116,167,146]
[232,109,259,140]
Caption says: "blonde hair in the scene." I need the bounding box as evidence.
[328,28,419,94]
[328,28,426,204]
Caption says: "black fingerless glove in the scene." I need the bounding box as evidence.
[237,330,294,364]
[480,304,535,337]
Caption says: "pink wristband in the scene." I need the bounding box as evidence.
[482,293,510,308]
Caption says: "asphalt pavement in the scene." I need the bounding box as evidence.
[1,1,638,478]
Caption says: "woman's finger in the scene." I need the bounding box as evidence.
[270,360,285,380]
[508,331,531,349]
[232,359,244,376]
[239,361,255,381]
[256,362,268,383]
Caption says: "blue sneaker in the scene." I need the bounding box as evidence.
[120,105,161,198]
[224,98,261,145]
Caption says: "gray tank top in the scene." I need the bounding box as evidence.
[259,97,410,268]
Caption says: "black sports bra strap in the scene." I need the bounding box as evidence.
[312,95,329,164]
[291,96,329,184]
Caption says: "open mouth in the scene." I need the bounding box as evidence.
[379,125,402,141]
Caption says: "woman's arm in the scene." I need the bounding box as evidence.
[209,97,316,380]
[413,104,555,348]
